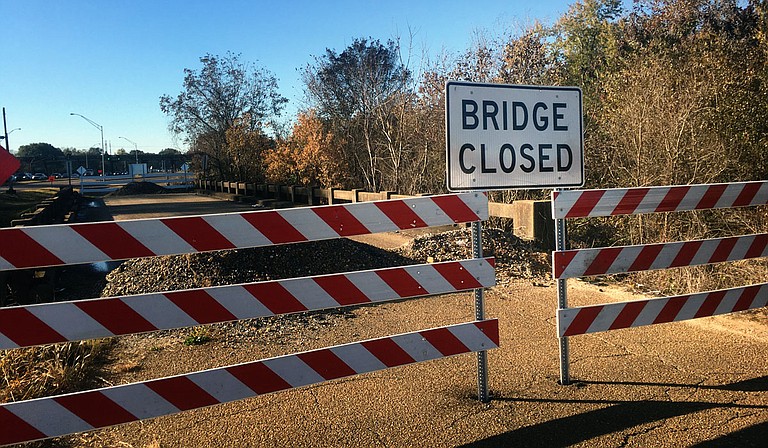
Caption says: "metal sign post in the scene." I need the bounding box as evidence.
[554,190,570,385]
[445,81,585,390]
[76,166,86,193]
[472,220,489,402]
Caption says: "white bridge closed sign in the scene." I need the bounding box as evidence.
[446,82,584,191]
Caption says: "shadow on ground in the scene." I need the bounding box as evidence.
[579,375,768,393]
[461,376,768,447]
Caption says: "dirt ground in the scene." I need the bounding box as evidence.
[103,193,256,220]
[46,194,768,447]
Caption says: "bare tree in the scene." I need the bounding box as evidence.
[160,52,287,181]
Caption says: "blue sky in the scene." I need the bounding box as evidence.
[1,0,576,154]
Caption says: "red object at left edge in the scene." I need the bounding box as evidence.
[0,144,21,185]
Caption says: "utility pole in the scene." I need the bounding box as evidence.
[2,108,8,148]
[2,108,13,194]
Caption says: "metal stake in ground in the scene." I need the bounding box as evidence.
[472,220,490,402]
[554,188,570,385]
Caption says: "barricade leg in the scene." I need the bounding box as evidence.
[555,213,570,385]
[472,220,490,402]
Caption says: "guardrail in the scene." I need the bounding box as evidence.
[551,181,768,384]
[0,192,498,445]
[79,172,194,194]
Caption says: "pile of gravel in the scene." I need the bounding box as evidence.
[108,181,168,196]
[102,239,417,297]
[98,229,552,342]
[102,228,551,298]
[398,228,551,282]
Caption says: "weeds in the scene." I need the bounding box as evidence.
[183,327,213,346]
[0,339,114,403]
[570,207,768,305]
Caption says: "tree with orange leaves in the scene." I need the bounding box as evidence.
[264,110,347,188]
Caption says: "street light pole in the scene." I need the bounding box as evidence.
[70,113,105,177]
[118,136,139,164]
[3,127,21,142]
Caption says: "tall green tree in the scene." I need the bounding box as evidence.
[159,148,182,156]
[17,143,64,175]
[17,143,63,159]
[590,0,768,189]
[160,52,287,181]
[553,0,623,92]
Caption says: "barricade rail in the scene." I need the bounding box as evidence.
[0,320,499,446]
[558,283,768,337]
[0,193,487,271]
[0,192,497,445]
[552,181,768,384]
[552,181,768,218]
[196,180,556,248]
[0,258,495,349]
[554,233,768,279]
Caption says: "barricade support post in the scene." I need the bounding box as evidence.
[554,188,570,385]
[472,220,489,402]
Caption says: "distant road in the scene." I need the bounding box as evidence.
[4,178,75,190]
[104,193,253,220]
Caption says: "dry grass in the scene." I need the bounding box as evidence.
[620,259,768,297]
[570,208,768,326]
[572,207,768,288]
[0,339,114,403]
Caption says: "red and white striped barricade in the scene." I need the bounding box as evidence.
[0,193,486,271]
[0,258,495,349]
[558,283,768,337]
[0,192,498,445]
[552,181,768,219]
[553,233,768,279]
[0,320,499,446]
[551,181,768,384]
